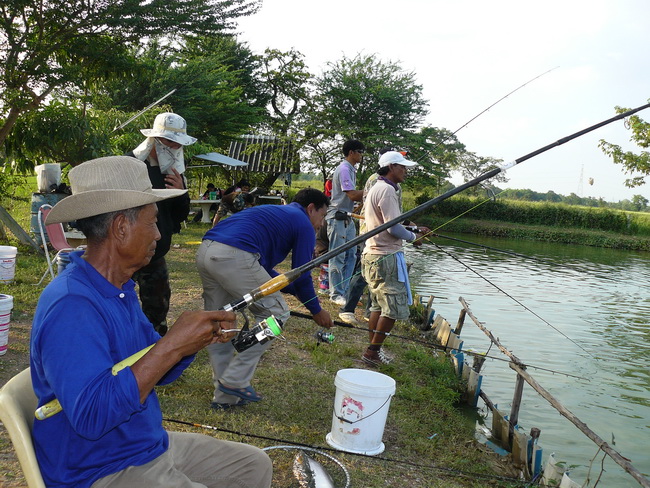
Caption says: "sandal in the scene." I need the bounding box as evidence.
[218,382,263,402]
[211,399,249,410]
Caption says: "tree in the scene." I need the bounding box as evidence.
[312,53,429,176]
[598,106,650,187]
[455,152,508,197]
[631,194,648,211]
[0,0,260,149]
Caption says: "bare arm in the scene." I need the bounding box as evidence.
[344,189,364,202]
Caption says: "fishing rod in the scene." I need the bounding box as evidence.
[34,102,649,419]
[289,310,589,380]
[112,88,177,132]
[446,68,559,141]
[162,418,528,486]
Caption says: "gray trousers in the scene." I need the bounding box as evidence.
[91,431,272,488]
[196,240,288,404]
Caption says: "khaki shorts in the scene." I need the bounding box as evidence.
[361,253,409,320]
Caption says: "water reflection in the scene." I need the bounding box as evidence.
[407,233,650,486]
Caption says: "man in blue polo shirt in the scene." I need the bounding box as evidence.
[197,188,334,408]
[30,156,272,488]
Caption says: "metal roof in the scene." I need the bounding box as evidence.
[228,135,299,173]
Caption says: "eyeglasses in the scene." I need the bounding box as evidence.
[354,149,365,154]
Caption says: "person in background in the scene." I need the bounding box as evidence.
[127,112,193,335]
[192,183,221,223]
[212,179,252,226]
[326,140,365,306]
[361,151,425,366]
[324,176,333,198]
[31,156,272,488]
[197,188,333,408]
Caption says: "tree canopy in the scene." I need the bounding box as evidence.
[599,106,650,188]
[0,0,260,147]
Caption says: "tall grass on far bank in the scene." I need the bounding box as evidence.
[410,194,650,251]
[415,195,650,235]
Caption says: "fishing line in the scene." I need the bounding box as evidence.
[414,67,559,163]
[287,311,589,381]
[162,418,529,486]
[429,241,592,356]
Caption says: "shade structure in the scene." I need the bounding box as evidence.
[192,152,249,168]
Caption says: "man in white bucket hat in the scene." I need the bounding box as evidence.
[32,156,272,488]
[128,112,195,336]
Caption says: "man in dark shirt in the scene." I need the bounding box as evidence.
[127,112,193,335]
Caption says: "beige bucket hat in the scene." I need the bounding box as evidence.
[45,156,187,224]
[140,112,197,146]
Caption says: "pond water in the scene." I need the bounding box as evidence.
[407,233,650,487]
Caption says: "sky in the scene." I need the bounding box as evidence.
[234,0,650,202]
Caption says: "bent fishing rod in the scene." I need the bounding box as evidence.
[34,102,650,420]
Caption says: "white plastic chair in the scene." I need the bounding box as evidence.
[36,204,74,285]
[0,368,46,488]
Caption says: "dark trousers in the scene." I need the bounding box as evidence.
[132,257,170,335]
[341,252,371,315]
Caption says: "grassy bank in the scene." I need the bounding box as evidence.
[0,219,522,487]
[405,194,650,251]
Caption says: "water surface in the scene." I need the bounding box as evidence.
[408,233,650,487]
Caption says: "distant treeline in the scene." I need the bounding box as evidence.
[496,188,648,212]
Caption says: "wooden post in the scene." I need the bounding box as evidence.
[472,354,486,374]
[455,308,466,335]
[509,370,525,443]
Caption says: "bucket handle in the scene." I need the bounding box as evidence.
[335,394,393,424]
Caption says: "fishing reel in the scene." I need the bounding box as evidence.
[315,329,335,345]
[232,315,283,353]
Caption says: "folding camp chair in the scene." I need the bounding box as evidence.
[0,368,46,488]
[36,204,75,285]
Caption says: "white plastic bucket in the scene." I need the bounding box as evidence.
[35,163,61,192]
[0,294,13,356]
[0,246,18,284]
[326,368,396,455]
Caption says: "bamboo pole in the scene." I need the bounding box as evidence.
[459,297,525,366]
[510,363,650,488]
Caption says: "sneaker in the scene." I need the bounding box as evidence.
[362,349,393,367]
[330,295,347,306]
[338,312,362,326]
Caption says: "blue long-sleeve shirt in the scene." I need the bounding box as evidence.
[203,202,322,315]
[30,252,194,487]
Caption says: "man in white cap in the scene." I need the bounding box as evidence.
[361,151,425,367]
[128,112,195,335]
[30,156,272,488]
